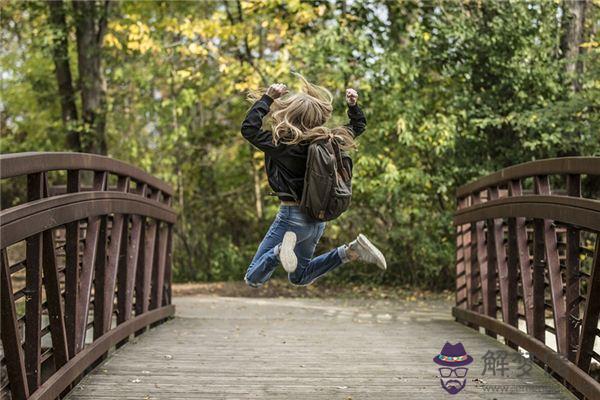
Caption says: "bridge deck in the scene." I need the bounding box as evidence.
[66,296,575,399]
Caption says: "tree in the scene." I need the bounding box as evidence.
[561,0,588,92]
[48,0,80,151]
[72,0,111,154]
[46,0,111,154]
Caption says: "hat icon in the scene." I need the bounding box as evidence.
[433,342,473,367]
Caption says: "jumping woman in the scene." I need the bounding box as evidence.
[241,75,387,288]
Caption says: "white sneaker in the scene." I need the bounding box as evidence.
[348,234,387,270]
[279,231,298,273]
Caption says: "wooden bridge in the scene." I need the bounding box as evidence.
[1,152,599,399]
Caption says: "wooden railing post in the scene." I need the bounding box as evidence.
[25,173,44,392]
[455,197,468,310]
[566,174,581,362]
[507,179,534,334]
[64,169,80,359]
[534,175,568,356]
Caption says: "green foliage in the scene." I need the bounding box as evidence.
[1,0,598,289]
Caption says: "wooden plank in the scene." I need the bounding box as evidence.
[42,229,70,369]
[469,215,482,315]
[532,216,547,345]
[115,215,131,323]
[508,179,534,334]
[455,221,466,307]
[92,215,108,340]
[25,172,43,392]
[1,250,30,399]
[535,176,568,356]
[134,218,147,318]
[462,197,475,311]
[75,171,107,352]
[64,169,80,358]
[119,212,144,323]
[40,174,69,369]
[487,186,517,349]
[97,176,131,336]
[139,190,161,316]
[151,222,168,310]
[455,220,465,306]
[480,193,499,338]
[163,225,173,306]
[565,174,581,362]
[575,235,600,373]
[141,220,158,314]
[472,191,494,336]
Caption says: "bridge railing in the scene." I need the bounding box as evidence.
[453,156,600,399]
[0,152,177,400]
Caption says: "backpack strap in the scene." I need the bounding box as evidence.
[331,139,350,181]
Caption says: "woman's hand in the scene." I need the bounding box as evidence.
[346,88,358,106]
[266,83,288,99]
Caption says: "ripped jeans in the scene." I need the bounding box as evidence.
[244,205,348,287]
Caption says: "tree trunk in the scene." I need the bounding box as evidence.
[47,0,80,151]
[72,0,110,154]
[561,0,587,92]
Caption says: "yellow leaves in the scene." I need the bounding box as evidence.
[396,117,407,135]
[234,75,263,93]
[118,21,159,55]
[579,41,599,49]
[423,32,431,42]
[104,33,122,50]
[316,5,327,17]
[179,18,201,39]
[185,43,208,57]
[176,69,192,80]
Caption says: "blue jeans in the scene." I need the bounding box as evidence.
[244,205,348,287]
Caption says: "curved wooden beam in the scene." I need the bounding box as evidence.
[453,195,600,231]
[1,192,176,248]
[456,157,600,198]
[0,152,174,196]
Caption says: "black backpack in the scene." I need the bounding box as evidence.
[299,138,353,221]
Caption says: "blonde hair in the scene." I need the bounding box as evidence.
[247,74,356,150]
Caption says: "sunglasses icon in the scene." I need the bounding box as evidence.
[439,367,468,378]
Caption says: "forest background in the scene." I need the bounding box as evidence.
[1,0,598,289]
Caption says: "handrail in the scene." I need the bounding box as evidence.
[1,193,176,247]
[0,152,176,400]
[453,156,600,399]
[0,152,174,196]
[454,195,600,230]
[456,156,600,198]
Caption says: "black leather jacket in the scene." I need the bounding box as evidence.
[241,94,367,202]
